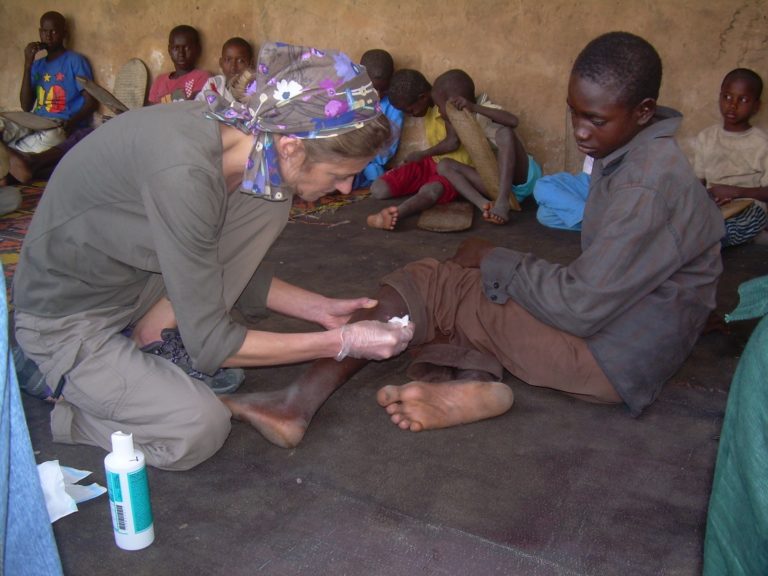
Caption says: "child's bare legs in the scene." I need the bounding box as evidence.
[484,127,528,224]
[0,145,65,185]
[367,179,444,230]
[221,286,409,448]
[437,158,492,212]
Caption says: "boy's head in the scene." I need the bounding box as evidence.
[567,31,662,159]
[168,25,202,74]
[432,69,475,118]
[220,37,254,82]
[388,69,432,117]
[360,49,395,99]
[719,68,762,132]
[38,11,67,53]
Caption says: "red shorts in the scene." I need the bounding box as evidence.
[379,156,459,204]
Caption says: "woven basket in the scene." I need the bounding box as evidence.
[77,76,129,114]
[0,111,61,131]
[417,201,473,232]
[112,59,148,110]
[445,103,520,211]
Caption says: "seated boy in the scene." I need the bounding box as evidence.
[432,69,542,224]
[148,25,210,104]
[691,68,768,246]
[366,69,473,230]
[352,49,405,190]
[196,37,254,103]
[0,11,97,184]
[221,32,725,447]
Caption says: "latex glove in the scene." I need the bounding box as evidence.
[336,320,414,361]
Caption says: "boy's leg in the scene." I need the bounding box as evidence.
[485,127,528,224]
[221,285,409,448]
[437,158,490,211]
[375,256,620,431]
[367,180,444,230]
[367,179,400,229]
[367,158,445,230]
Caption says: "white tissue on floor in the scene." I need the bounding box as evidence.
[37,460,107,523]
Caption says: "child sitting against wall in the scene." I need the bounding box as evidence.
[366,69,474,230]
[0,10,97,185]
[196,37,254,103]
[431,69,541,224]
[352,49,404,190]
[691,68,768,246]
[148,25,211,104]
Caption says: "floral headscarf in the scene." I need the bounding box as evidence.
[203,42,382,201]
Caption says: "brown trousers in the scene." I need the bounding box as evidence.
[383,258,622,404]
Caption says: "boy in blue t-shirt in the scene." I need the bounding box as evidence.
[0,11,96,184]
[353,49,404,190]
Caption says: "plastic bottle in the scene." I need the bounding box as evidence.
[104,431,155,550]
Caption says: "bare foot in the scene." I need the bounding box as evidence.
[367,206,399,230]
[481,202,509,225]
[220,390,311,448]
[376,379,514,432]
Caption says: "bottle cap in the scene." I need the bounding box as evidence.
[111,431,135,459]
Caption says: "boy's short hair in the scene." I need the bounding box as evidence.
[223,36,254,61]
[360,49,394,81]
[169,24,200,45]
[722,68,763,100]
[433,69,475,100]
[388,69,431,107]
[572,31,662,107]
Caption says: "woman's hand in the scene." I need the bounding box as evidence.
[336,320,415,360]
[317,297,378,330]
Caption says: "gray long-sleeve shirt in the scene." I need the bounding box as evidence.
[13,102,290,374]
[481,107,724,415]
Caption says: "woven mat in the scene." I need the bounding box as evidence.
[289,188,369,225]
[0,183,45,303]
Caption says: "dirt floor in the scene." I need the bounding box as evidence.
[20,192,766,575]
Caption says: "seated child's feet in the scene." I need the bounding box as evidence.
[367,206,399,230]
[482,201,509,225]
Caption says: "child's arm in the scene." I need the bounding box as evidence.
[449,96,519,129]
[19,42,44,112]
[709,184,768,204]
[62,92,98,134]
[403,120,461,163]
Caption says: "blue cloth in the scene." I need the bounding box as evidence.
[30,50,93,126]
[533,171,591,231]
[511,155,542,202]
[703,275,768,575]
[353,96,405,189]
[0,265,63,575]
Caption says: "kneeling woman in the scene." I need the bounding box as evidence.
[13,43,413,470]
